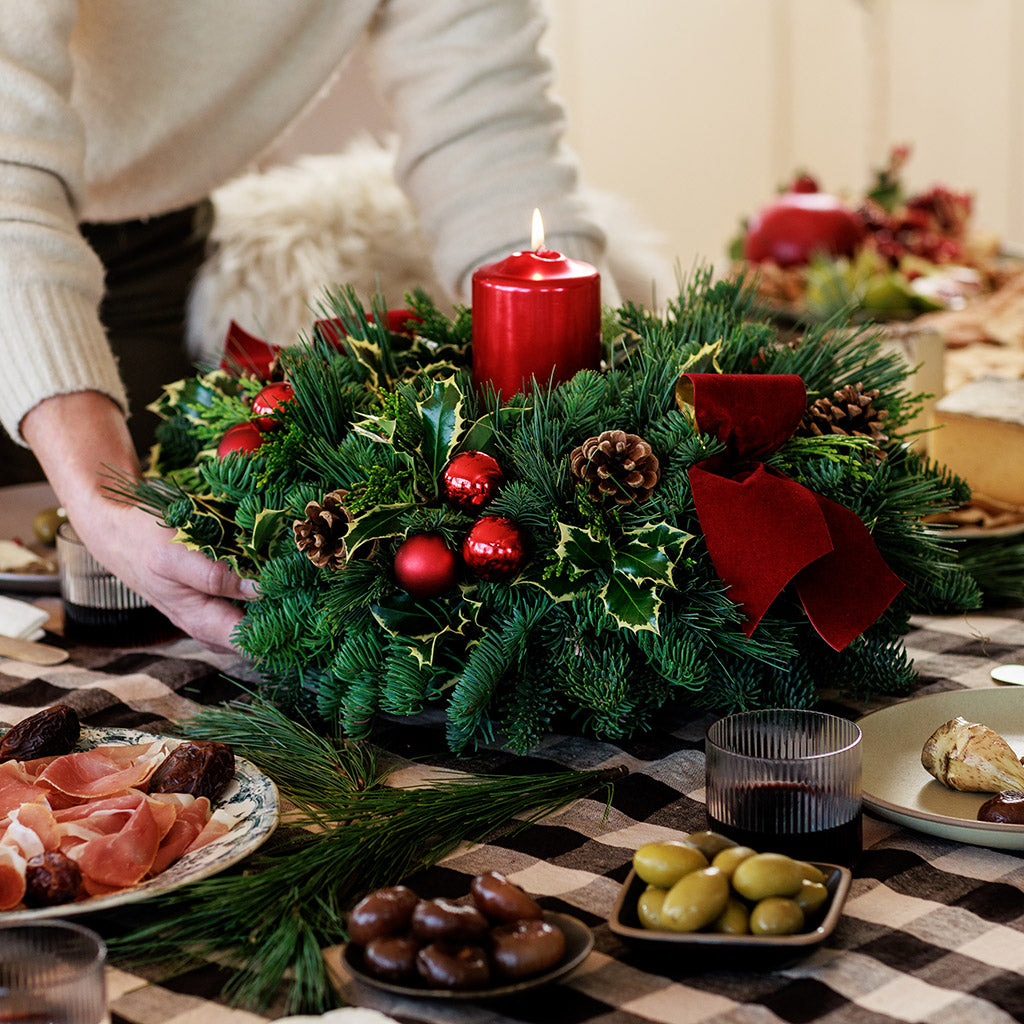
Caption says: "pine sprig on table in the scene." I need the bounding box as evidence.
[109,699,624,1014]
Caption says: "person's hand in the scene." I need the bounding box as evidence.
[21,391,257,653]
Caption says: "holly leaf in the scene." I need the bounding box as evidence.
[555,523,612,574]
[341,502,414,560]
[415,377,466,485]
[599,575,662,633]
[459,406,526,454]
[519,570,581,603]
[372,592,464,641]
[613,523,693,584]
[246,508,291,561]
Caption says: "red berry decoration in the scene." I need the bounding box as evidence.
[251,381,296,430]
[442,451,504,511]
[462,517,527,582]
[216,422,264,458]
[743,190,865,268]
[393,534,460,599]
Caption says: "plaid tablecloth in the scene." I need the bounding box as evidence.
[2,610,1024,1024]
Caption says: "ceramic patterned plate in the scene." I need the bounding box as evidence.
[859,688,1024,849]
[0,725,279,920]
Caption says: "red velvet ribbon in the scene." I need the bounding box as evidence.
[681,373,904,651]
[218,310,422,378]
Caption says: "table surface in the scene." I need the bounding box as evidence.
[2,484,1024,1024]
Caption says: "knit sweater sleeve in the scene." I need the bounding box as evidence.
[364,0,608,301]
[0,1,126,444]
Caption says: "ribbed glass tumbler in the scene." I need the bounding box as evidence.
[0,920,108,1023]
[705,709,862,867]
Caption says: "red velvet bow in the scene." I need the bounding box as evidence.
[680,373,903,651]
[219,309,423,378]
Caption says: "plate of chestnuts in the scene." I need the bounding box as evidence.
[342,871,593,998]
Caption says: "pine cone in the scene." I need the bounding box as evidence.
[293,489,349,570]
[803,382,889,448]
[569,430,660,505]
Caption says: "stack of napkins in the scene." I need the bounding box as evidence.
[0,594,49,642]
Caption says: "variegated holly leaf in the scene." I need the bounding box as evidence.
[341,502,414,561]
[599,574,662,633]
[459,405,526,454]
[555,523,613,574]
[416,376,465,485]
[244,508,291,562]
[613,523,693,585]
[372,593,468,641]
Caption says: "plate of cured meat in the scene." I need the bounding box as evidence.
[0,716,279,920]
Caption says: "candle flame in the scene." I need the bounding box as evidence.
[531,208,545,251]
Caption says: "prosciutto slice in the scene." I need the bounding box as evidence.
[37,741,168,799]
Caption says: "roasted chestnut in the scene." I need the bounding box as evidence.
[469,870,542,924]
[416,942,491,990]
[148,740,235,800]
[489,918,566,980]
[411,897,489,943]
[978,790,1024,824]
[348,885,419,945]
[363,935,421,982]
[23,850,82,907]
[0,704,79,763]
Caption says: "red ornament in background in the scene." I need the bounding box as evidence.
[393,533,460,599]
[462,517,527,581]
[471,209,601,398]
[442,451,504,511]
[251,381,296,430]
[216,422,265,458]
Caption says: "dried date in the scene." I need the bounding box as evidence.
[0,704,80,762]
[148,740,235,800]
[24,850,82,907]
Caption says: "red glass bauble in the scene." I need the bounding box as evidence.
[442,451,504,511]
[393,533,460,599]
[251,381,296,430]
[216,422,264,458]
[462,516,527,581]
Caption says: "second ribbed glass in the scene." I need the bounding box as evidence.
[705,709,863,866]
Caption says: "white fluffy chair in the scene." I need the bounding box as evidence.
[185,137,673,366]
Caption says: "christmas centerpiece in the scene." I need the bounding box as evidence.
[121,252,979,755]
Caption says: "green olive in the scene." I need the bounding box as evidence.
[636,885,668,930]
[660,866,729,933]
[633,841,708,888]
[796,861,828,884]
[685,830,737,860]
[731,852,804,902]
[749,897,805,936]
[32,507,67,547]
[710,844,757,878]
[794,878,829,915]
[711,896,750,935]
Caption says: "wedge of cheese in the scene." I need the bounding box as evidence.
[931,377,1024,506]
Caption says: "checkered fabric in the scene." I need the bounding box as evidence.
[2,611,1024,1024]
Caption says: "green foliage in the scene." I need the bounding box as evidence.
[129,276,982,753]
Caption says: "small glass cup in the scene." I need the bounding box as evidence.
[0,920,108,1023]
[56,522,174,646]
[705,708,862,867]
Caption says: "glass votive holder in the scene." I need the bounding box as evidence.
[705,708,863,867]
[56,521,175,646]
[0,920,108,1023]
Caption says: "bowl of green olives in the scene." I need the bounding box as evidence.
[608,830,852,966]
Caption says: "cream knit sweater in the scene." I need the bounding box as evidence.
[0,0,606,443]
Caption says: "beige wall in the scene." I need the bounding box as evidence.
[266,1,1024,273]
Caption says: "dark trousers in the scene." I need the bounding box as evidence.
[0,201,213,484]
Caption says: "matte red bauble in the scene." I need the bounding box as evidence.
[462,517,527,581]
[216,422,264,458]
[393,533,460,599]
[442,451,504,511]
[743,191,865,268]
[251,381,296,429]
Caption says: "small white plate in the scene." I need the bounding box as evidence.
[859,689,1024,849]
[0,725,279,920]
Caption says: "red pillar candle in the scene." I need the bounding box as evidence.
[472,210,601,397]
